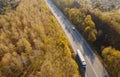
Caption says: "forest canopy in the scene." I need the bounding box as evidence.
[0,0,80,77]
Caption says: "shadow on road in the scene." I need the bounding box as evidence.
[74,29,96,64]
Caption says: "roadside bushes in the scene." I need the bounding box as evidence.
[65,8,97,42]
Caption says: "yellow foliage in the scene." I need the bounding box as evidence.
[1,53,11,66]
[102,46,120,77]
[85,26,90,32]
[84,15,95,27]
[0,0,80,77]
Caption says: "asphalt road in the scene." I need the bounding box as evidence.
[45,0,109,77]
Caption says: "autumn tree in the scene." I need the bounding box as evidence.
[102,46,120,77]
[84,15,97,42]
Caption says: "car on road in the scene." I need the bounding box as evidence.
[72,27,75,30]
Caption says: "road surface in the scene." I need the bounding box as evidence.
[45,0,109,77]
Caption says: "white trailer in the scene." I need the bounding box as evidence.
[76,49,86,70]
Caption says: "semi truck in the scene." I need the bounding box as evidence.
[76,49,86,71]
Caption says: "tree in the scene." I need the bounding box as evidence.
[102,46,120,77]
[84,15,97,42]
